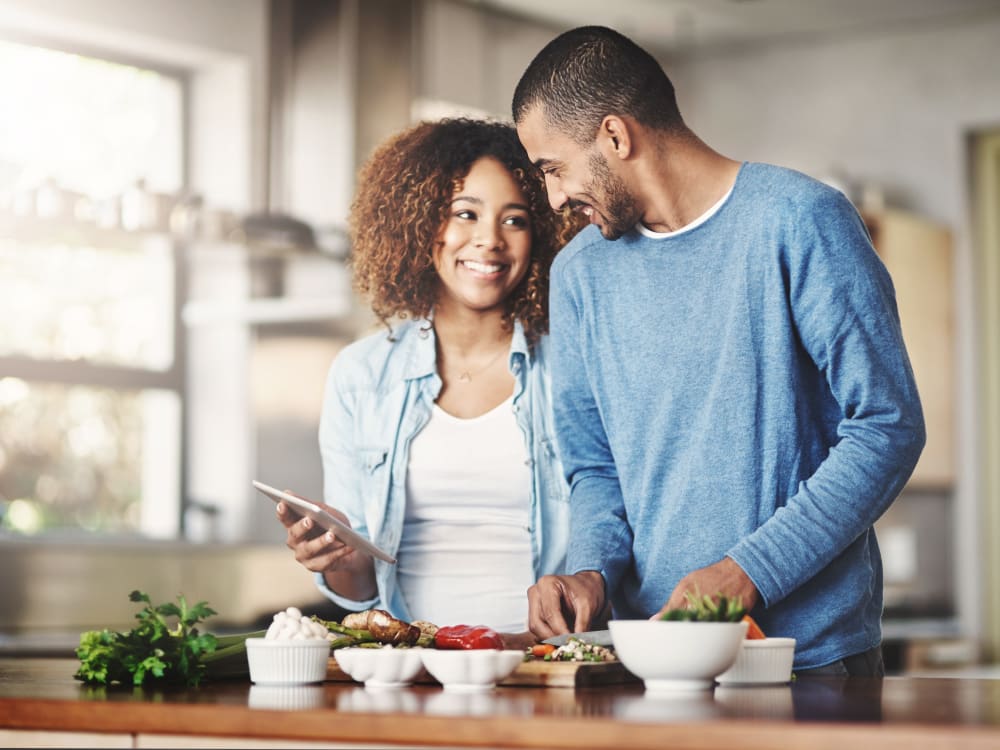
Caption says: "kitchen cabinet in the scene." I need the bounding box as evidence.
[864,209,955,488]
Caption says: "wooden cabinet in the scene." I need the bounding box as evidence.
[864,209,955,488]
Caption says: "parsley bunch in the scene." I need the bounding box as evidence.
[75,590,219,687]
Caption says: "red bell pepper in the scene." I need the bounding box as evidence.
[433,624,504,650]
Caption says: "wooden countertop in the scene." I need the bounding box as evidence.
[2,658,1000,749]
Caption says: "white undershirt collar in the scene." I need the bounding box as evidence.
[635,184,734,239]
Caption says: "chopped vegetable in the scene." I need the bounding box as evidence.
[75,590,219,687]
[433,624,504,650]
[742,614,767,639]
[529,643,557,658]
[540,637,616,662]
[659,591,746,622]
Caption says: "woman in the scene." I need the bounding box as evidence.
[277,118,581,636]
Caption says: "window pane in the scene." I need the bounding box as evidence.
[0,39,182,200]
[0,235,175,369]
[0,378,180,537]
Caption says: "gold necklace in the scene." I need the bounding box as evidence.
[453,347,507,383]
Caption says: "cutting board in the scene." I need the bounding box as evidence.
[326,657,637,689]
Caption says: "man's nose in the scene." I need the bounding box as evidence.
[545,181,567,212]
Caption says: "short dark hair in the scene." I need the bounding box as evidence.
[512,26,683,143]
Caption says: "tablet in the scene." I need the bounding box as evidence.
[253,480,396,564]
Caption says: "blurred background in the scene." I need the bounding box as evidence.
[0,0,998,675]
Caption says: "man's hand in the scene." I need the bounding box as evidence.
[527,571,606,639]
[653,557,759,618]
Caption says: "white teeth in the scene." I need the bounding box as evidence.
[462,260,503,274]
[582,206,594,217]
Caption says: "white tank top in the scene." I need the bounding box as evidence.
[398,396,533,632]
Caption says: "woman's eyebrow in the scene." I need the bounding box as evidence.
[451,196,531,212]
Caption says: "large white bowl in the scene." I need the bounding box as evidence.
[245,637,330,685]
[716,637,796,685]
[419,649,524,692]
[333,646,426,689]
[608,619,748,691]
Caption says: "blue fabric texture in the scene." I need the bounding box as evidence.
[549,162,925,669]
[313,318,570,621]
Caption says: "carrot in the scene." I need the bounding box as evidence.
[529,643,557,658]
[742,614,767,640]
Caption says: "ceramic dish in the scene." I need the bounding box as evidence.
[334,646,426,689]
[716,637,796,685]
[608,619,747,691]
[245,637,331,685]
[419,649,524,692]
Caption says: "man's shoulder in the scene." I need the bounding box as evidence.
[739,162,849,210]
[552,224,610,274]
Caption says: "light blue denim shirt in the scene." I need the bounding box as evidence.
[313,317,569,621]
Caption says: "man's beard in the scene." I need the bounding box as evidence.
[586,150,642,241]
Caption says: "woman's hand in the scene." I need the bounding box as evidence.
[276,493,376,600]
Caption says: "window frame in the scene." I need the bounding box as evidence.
[0,35,192,538]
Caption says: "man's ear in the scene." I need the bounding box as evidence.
[599,115,633,160]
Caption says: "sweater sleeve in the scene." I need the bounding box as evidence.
[549,252,635,594]
[727,191,926,607]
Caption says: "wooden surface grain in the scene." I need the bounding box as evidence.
[3,658,1000,749]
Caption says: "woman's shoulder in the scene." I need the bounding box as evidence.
[330,318,435,389]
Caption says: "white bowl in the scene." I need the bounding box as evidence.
[716,637,796,685]
[608,619,748,691]
[419,649,524,692]
[333,646,426,689]
[245,637,331,685]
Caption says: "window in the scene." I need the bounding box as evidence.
[0,39,185,538]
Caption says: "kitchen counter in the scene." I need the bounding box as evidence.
[2,658,1000,749]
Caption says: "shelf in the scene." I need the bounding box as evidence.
[182,296,352,326]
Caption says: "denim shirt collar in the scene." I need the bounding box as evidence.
[397,317,531,383]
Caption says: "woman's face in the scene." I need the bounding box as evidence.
[432,156,533,316]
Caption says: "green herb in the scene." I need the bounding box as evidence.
[75,590,219,687]
[659,591,746,622]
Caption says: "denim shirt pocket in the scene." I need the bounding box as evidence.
[360,447,389,474]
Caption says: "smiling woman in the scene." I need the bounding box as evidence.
[275,118,584,638]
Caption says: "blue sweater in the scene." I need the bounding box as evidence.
[549,162,925,669]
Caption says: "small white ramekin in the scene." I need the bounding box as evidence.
[716,637,796,685]
[245,637,331,685]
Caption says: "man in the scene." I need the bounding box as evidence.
[512,26,925,675]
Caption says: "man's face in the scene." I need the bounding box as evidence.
[517,106,642,241]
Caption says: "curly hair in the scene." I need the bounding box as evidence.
[348,117,582,346]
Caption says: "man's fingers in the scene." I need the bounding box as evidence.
[527,579,571,639]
